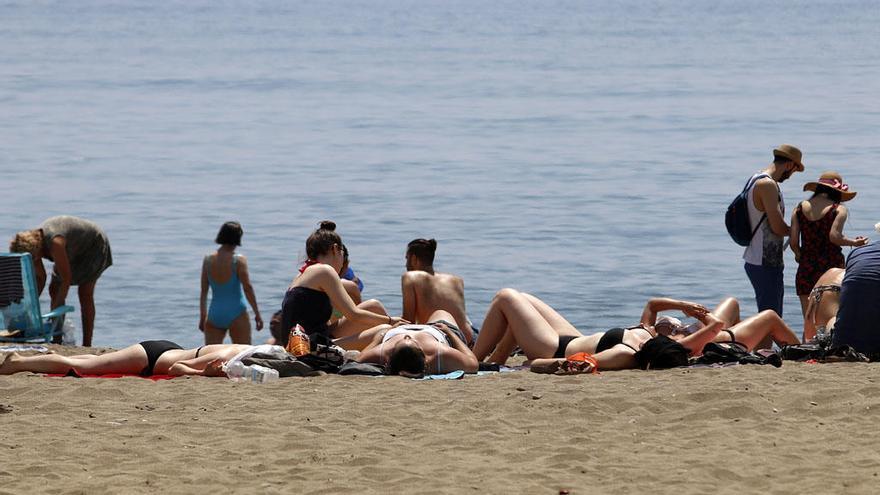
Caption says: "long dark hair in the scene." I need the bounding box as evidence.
[811,184,842,203]
[305,220,342,259]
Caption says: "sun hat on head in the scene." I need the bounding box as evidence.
[773,144,804,171]
[803,170,857,202]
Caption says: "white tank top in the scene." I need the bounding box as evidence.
[743,172,785,267]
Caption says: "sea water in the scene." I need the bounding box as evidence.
[1,0,879,348]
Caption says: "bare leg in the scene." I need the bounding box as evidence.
[203,320,227,345]
[227,312,252,345]
[78,281,96,347]
[520,293,581,337]
[332,299,389,339]
[471,289,562,363]
[711,297,741,327]
[342,279,362,305]
[0,344,148,375]
[486,331,517,364]
[726,310,800,350]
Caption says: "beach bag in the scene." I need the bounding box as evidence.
[694,342,782,367]
[296,343,345,373]
[726,174,768,246]
[242,353,320,377]
[338,361,386,376]
[633,335,689,370]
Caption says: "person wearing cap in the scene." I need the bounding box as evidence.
[790,171,868,317]
[741,145,804,343]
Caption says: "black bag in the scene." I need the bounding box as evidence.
[296,343,345,373]
[694,342,782,367]
[242,353,320,377]
[726,174,768,246]
[338,361,386,376]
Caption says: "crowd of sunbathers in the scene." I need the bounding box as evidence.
[5,214,878,379]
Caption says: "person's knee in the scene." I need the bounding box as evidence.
[360,299,386,313]
[723,297,740,313]
[494,288,519,304]
[756,309,781,324]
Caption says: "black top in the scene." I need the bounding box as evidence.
[279,286,333,346]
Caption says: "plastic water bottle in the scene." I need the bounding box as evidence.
[225,361,279,383]
[61,318,77,346]
[249,364,280,383]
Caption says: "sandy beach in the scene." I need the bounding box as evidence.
[2,345,879,494]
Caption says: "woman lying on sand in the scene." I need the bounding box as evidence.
[350,310,479,377]
[472,289,800,372]
[0,341,253,377]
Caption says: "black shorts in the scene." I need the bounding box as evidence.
[139,340,183,376]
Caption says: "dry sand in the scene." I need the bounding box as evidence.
[2,345,880,494]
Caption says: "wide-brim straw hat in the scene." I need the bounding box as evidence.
[803,170,857,201]
[773,144,804,171]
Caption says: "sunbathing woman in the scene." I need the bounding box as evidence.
[0,342,253,377]
[472,289,800,372]
[353,310,479,376]
[276,221,407,347]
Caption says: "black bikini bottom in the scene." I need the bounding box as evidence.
[139,340,183,376]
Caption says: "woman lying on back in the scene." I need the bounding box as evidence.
[472,289,800,372]
[0,341,253,377]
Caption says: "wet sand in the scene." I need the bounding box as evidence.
[2,345,879,494]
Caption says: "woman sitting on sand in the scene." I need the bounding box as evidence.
[472,289,800,372]
[276,221,407,347]
[801,268,845,342]
[351,310,479,377]
[0,342,253,377]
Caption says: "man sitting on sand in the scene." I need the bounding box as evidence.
[832,241,880,354]
[401,238,474,344]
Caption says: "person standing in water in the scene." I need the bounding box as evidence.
[199,221,263,344]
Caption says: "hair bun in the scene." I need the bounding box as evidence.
[428,239,437,249]
[319,220,337,232]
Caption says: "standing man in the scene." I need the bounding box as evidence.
[743,144,804,326]
[9,215,113,347]
[401,238,474,345]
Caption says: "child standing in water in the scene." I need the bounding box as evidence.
[790,171,868,317]
[199,222,263,344]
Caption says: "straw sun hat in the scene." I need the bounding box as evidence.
[773,144,804,171]
[803,170,857,202]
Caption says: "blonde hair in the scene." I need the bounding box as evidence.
[9,229,43,256]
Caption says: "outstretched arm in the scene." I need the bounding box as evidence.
[48,236,71,309]
[677,313,724,356]
[168,356,226,377]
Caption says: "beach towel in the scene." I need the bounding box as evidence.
[420,370,465,380]
[46,371,175,381]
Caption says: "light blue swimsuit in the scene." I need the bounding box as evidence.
[207,254,248,328]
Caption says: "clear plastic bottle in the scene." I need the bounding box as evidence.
[224,361,279,383]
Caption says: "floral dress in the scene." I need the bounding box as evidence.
[795,203,844,295]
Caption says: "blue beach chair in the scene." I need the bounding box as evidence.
[0,253,74,342]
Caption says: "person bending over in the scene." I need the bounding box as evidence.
[0,342,253,377]
[9,215,113,346]
[401,238,474,344]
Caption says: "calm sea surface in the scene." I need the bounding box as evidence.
[2,1,879,348]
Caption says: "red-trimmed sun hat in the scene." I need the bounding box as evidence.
[803,170,857,202]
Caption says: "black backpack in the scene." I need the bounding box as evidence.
[725,173,769,246]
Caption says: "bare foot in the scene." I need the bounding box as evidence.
[0,352,21,375]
